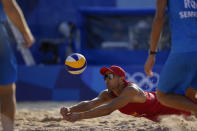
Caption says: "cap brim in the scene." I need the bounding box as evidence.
[100,67,114,75]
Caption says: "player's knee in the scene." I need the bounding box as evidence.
[0,85,16,106]
[0,83,15,96]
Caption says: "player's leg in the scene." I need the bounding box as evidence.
[0,22,17,131]
[157,89,197,115]
[156,52,197,114]
[0,83,16,131]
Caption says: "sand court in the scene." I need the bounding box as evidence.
[0,102,195,131]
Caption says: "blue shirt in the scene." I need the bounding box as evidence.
[168,0,197,53]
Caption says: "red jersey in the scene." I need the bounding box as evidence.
[118,91,191,122]
[114,81,191,122]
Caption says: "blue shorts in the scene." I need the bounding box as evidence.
[0,23,17,85]
[158,52,197,95]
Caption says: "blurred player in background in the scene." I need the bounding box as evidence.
[0,0,34,130]
[60,66,195,122]
[144,0,197,116]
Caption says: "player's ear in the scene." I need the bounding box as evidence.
[118,77,125,87]
[119,77,124,82]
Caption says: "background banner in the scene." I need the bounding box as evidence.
[16,65,162,101]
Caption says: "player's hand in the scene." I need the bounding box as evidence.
[60,107,70,117]
[22,31,35,48]
[144,55,155,77]
[63,113,82,122]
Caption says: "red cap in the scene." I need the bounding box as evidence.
[100,65,126,79]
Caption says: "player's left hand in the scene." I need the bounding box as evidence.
[63,113,82,122]
[60,107,70,117]
[144,55,155,77]
[22,31,35,48]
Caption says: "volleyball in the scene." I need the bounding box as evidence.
[65,53,87,74]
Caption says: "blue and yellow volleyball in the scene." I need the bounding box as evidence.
[65,53,87,74]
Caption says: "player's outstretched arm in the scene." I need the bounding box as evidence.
[60,90,112,117]
[63,88,134,122]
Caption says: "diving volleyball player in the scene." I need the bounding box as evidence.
[60,66,197,122]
